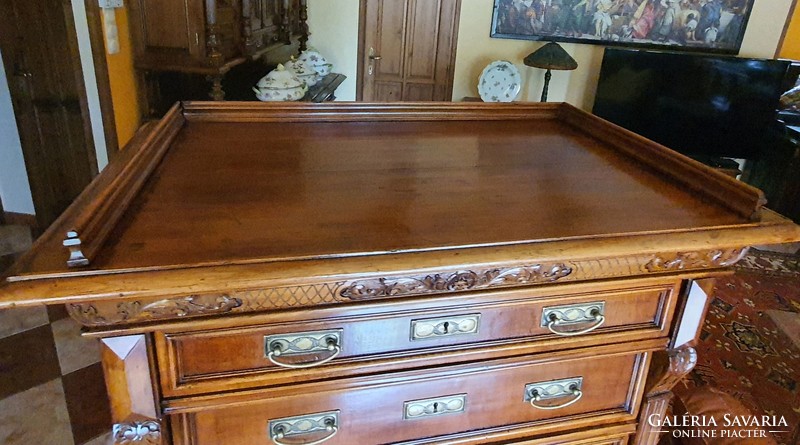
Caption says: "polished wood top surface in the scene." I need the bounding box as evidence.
[3,102,798,308]
[92,118,737,269]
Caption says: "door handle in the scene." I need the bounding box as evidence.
[367,47,380,75]
[368,47,382,61]
[12,59,32,78]
[13,65,32,78]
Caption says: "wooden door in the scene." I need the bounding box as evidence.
[360,0,461,101]
[0,0,98,228]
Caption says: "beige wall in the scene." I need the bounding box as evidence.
[308,0,794,107]
[451,10,603,109]
[307,0,360,101]
[453,0,795,109]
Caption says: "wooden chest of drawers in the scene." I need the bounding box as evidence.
[171,341,653,445]
[156,279,677,397]
[2,102,799,445]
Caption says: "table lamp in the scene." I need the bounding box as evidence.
[523,42,578,102]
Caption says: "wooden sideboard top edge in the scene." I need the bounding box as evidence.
[1,102,798,312]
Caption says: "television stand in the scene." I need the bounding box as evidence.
[742,125,800,222]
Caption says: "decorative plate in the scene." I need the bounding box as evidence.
[478,61,521,103]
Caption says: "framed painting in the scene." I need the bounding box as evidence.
[490,0,754,54]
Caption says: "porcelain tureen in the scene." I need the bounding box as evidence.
[285,56,320,87]
[298,50,333,77]
[253,64,308,102]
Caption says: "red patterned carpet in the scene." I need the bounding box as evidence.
[674,249,800,445]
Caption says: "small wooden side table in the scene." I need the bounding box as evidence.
[303,73,346,102]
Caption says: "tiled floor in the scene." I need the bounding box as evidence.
[1,223,111,445]
[0,305,112,445]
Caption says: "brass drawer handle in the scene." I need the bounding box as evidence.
[270,411,339,445]
[524,377,584,411]
[529,385,582,410]
[272,424,337,445]
[542,302,605,337]
[265,330,342,369]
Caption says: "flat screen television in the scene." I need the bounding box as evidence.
[592,48,791,162]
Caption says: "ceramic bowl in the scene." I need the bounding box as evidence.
[298,50,334,77]
[253,64,308,102]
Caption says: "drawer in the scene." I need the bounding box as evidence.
[157,281,676,396]
[500,424,636,445]
[466,423,635,445]
[166,342,653,445]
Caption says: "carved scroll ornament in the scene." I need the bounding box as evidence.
[340,263,573,300]
[645,248,749,273]
[113,420,161,444]
[68,294,242,326]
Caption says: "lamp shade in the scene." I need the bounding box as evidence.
[524,42,578,71]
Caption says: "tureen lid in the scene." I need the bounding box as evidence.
[298,50,329,67]
[257,64,305,90]
[285,57,317,77]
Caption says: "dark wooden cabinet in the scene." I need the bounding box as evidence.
[244,0,309,53]
[128,0,308,104]
[128,0,206,67]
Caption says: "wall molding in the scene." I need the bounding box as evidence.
[3,212,37,230]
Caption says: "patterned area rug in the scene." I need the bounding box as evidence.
[674,249,800,445]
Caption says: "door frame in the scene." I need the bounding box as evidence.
[0,0,117,227]
[355,0,462,101]
[83,0,120,159]
[355,1,369,101]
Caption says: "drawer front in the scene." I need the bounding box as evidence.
[505,429,631,445]
[482,423,634,445]
[170,344,652,445]
[158,281,676,396]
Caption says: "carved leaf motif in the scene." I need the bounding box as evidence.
[113,420,161,444]
[66,303,105,324]
[68,294,242,326]
[124,294,243,319]
[645,248,749,272]
[340,263,573,300]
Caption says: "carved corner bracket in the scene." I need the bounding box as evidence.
[647,346,698,396]
[635,346,698,445]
